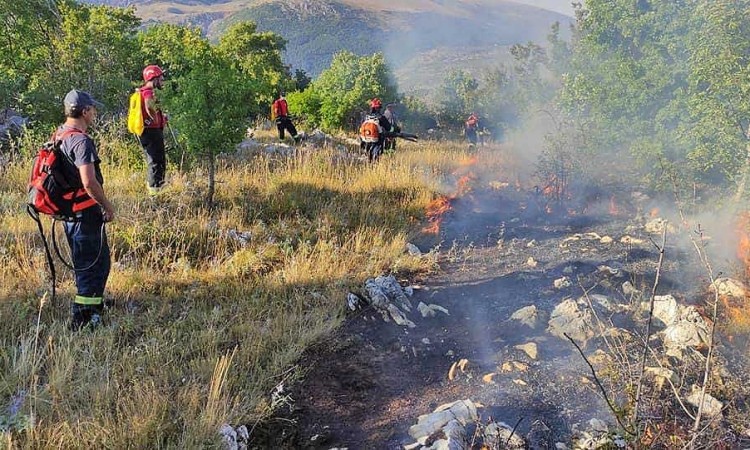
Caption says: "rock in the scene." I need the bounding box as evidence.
[619,235,644,245]
[547,298,594,343]
[226,229,252,246]
[563,265,575,274]
[448,359,469,381]
[513,379,528,386]
[406,242,423,257]
[600,236,613,244]
[408,400,478,440]
[510,305,539,328]
[686,386,723,418]
[588,418,608,433]
[305,128,331,145]
[554,277,572,289]
[645,217,676,234]
[219,423,238,450]
[484,421,526,449]
[424,418,468,450]
[404,286,415,297]
[622,281,639,296]
[422,338,431,345]
[418,302,450,318]
[645,367,678,391]
[527,419,552,450]
[597,265,620,276]
[515,342,538,360]
[589,294,614,311]
[662,309,710,357]
[526,257,538,268]
[347,293,361,311]
[710,277,747,298]
[643,294,679,326]
[364,276,415,327]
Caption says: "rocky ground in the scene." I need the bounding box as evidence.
[249,149,750,449]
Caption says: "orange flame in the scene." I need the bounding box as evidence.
[422,196,452,234]
[422,156,479,234]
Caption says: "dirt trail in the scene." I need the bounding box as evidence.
[258,151,668,448]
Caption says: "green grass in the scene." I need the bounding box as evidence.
[0,127,474,447]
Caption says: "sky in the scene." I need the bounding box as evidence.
[511,0,576,17]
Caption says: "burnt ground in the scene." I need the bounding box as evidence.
[252,151,745,449]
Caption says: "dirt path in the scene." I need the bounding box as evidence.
[256,153,675,448]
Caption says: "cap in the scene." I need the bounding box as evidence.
[64,89,104,112]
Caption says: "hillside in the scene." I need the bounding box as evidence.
[80,0,571,93]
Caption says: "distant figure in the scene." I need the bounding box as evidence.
[359,98,392,162]
[465,112,479,147]
[138,64,168,195]
[383,103,401,151]
[272,92,301,143]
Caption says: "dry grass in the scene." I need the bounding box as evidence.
[0,130,473,447]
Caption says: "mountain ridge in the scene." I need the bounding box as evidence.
[81,0,571,93]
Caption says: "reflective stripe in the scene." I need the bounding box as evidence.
[74,295,103,305]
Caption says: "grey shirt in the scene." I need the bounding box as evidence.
[57,125,103,186]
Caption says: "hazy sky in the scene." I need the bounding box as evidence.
[511,0,576,17]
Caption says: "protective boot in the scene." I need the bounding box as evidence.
[70,303,104,331]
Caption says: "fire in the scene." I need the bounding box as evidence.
[458,155,478,167]
[456,174,475,196]
[422,196,452,234]
[421,155,478,234]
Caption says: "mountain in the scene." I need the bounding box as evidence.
[81,0,571,93]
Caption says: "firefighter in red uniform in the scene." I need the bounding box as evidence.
[138,65,168,195]
[272,92,301,143]
[465,112,479,147]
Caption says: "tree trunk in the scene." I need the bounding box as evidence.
[206,152,215,209]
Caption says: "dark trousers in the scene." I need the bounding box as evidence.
[139,128,166,188]
[64,210,110,306]
[363,141,384,162]
[276,116,298,140]
[466,127,478,145]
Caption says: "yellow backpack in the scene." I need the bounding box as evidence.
[127,90,144,136]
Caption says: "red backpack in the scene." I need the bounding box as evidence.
[359,115,383,143]
[27,129,96,220]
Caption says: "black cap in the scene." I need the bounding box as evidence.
[64,89,104,113]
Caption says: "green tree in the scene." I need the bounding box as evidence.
[560,0,693,182]
[683,0,750,198]
[0,0,60,111]
[296,51,398,130]
[2,1,141,124]
[217,21,289,116]
[436,70,479,129]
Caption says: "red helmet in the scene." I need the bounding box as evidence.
[143,65,164,82]
[370,98,382,109]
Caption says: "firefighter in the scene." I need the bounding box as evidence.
[359,98,392,162]
[59,90,115,330]
[138,65,168,195]
[272,91,301,143]
[465,112,479,147]
[383,103,400,151]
